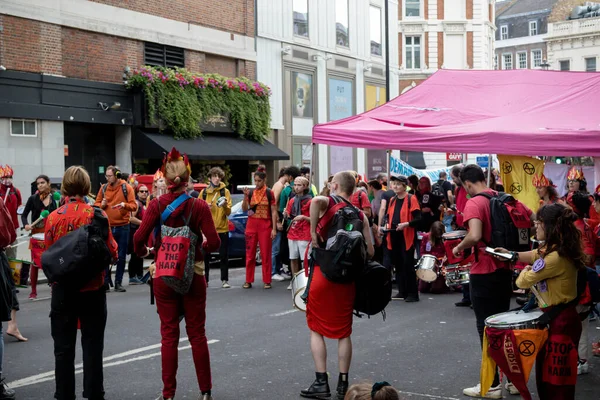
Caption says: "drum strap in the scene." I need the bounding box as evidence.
[300,256,316,305]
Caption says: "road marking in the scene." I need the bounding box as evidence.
[398,391,460,400]
[7,339,219,389]
[269,309,298,317]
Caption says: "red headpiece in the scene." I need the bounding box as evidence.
[0,164,14,178]
[532,173,555,188]
[153,169,164,182]
[567,167,584,181]
[161,147,192,190]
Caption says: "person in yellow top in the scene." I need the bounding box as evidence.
[496,203,584,400]
[199,167,232,288]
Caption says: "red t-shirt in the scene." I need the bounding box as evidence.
[462,189,508,275]
[419,233,445,259]
[455,186,468,228]
[285,197,311,241]
[1,185,21,230]
[351,190,371,213]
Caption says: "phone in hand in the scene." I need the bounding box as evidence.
[111,204,123,210]
[485,247,513,260]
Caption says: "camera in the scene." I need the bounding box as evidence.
[217,196,227,208]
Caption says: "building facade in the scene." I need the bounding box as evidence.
[0,0,285,198]
[397,0,496,169]
[546,1,600,71]
[256,0,400,187]
[494,0,560,71]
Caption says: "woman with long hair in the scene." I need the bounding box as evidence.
[497,203,584,399]
[21,175,58,298]
[533,173,559,210]
[241,167,277,289]
[418,221,447,294]
[44,166,118,400]
[134,148,220,400]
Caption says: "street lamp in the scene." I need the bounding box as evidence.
[540,60,550,70]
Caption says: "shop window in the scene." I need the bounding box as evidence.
[10,119,37,137]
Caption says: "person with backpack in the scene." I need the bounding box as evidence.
[94,165,137,293]
[199,167,232,289]
[283,177,312,284]
[44,166,118,400]
[242,167,278,289]
[133,148,220,400]
[451,164,532,399]
[449,166,471,307]
[380,175,422,303]
[301,171,374,400]
[495,203,584,400]
[415,176,442,233]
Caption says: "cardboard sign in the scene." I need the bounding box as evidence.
[154,236,190,279]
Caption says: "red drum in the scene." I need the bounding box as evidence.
[442,230,467,264]
[30,233,46,269]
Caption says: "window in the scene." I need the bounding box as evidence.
[500,25,508,40]
[144,42,184,68]
[293,0,309,38]
[517,52,527,69]
[494,54,499,70]
[585,57,597,72]
[370,6,382,56]
[559,60,570,71]
[335,0,349,47]
[531,50,542,68]
[10,119,37,137]
[405,36,421,69]
[502,53,512,70]
[529,21,538,36]
[405,0,421,17]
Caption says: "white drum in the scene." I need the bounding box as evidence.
[32,233,45,241]
[485,310,545,330]
[416,255,440,283]
[291,269,308,312]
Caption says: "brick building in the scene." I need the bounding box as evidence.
[494,0,560,71]
[0,0,286,198]
[397,0,496,168]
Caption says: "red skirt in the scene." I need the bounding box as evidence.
[306,265,355,339]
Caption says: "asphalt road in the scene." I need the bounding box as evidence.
[4,267,600,400]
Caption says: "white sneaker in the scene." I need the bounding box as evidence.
[271,274,285,282]
[222,281,231,288]
[578,360,589,375]
[287,282,292,290]
[505,382,520,395]
[463,383,502,399]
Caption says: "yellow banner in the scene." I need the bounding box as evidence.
[499,155,544,212]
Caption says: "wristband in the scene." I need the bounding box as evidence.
[510,251,518,263]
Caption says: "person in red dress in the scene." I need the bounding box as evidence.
[283,176,312,277]
[241,167,278,289]
[134,148,220,400]
[44,166,118,400]
[301,171,374,400]
[564,167,599,222]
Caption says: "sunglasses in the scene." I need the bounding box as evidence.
[138,190,148,193]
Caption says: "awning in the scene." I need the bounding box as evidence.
[134,131,289,161]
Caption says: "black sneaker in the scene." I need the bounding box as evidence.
[405,296,419,303]
[114,283,127,293]
[455,300,471,307]
[0,378,16,400]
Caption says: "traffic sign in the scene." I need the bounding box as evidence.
[476,156,489,168]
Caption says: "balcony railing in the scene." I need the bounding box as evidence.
[548,16,600,37]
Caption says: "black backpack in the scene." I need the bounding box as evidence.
[432,180,445,198]
[42,207,114,289]
[312,195,367,284]
[354,260,392,319]
[474,192,531,252]
[102,182,128,201]
[248,188,274,214]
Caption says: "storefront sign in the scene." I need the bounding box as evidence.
[446,153,462,161]
[200,114,233,133]
[367,149,388,179]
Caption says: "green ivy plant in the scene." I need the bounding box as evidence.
[127,66,271,142]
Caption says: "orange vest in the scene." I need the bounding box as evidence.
[386,194,420,250]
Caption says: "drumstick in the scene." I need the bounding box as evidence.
[529,285,548,308]
[30,210,50,228]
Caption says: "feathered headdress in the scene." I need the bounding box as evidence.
[0,164,13,178]
[532,173,555,188]
[161,147,192,190]
[595,184,600,195]
[153,169,164,182]
[567,166,585,181]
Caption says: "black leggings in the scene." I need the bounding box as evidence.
[471,269,513,386]
[390,232,418,298]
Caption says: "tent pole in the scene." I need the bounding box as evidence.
[387,149,391,181]
[311,143,317,194]
[487,154,492,187]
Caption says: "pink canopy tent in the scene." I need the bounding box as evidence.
[312,69,600,156]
